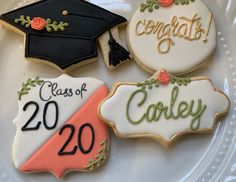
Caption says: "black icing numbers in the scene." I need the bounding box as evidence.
[21,100,95,156]
[21,101,59,131]
[58,123,95,156]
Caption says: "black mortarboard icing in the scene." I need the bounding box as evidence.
[0,0,131,70]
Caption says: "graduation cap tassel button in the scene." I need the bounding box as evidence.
[14,15,68,32]
[62,10,69,16]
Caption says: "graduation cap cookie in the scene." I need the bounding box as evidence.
[0,0,131,71]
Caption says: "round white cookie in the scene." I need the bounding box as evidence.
[127,0,216,75]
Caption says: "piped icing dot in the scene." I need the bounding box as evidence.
[62,10,69,16]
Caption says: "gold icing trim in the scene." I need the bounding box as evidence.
[203,13,213,43]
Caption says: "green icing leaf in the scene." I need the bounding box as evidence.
[170,75,191,86]
[18,77,44,101]
[137,78,159,89]
[140,0,195,12]
[140,0,159,12]
[83,139,109,171]
[174,0,195,5]
[137,74,191,90]
[14,15,31,28]
[45,20,69,32]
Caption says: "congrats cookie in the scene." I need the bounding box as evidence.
[127,0,216,75]
[99,70,230,147]
[13,75,109,177]
[0,0,131,72]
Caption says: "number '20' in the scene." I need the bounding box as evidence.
[21,101,58,131]
[21,101,95,155]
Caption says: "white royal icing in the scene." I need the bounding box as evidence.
[99,78,229,145]
[13,74,104,168]
[127,0,216,74]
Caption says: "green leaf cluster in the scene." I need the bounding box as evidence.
[18,77,44,101]
[45,19,69,32]
[140,0,159,12]
[83,140,109,171]
[14,15,31,28]
[174,0,195,5]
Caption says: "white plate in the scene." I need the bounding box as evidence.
[0,0,235,182]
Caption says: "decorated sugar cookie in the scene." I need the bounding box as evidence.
[0,0,131,72]
[13,75,109,177]
[127,0,216,75]
[99,70,230,147]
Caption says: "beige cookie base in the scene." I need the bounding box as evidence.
[98,76,230,149]
[26,57,97,73]
[0,19,129,72]
[99,22,131,71]
[126,18,217,76]
[13,129,110,178]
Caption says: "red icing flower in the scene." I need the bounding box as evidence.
[157,69,170,85]
[158,0,174,7]
[31,17,46,31]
